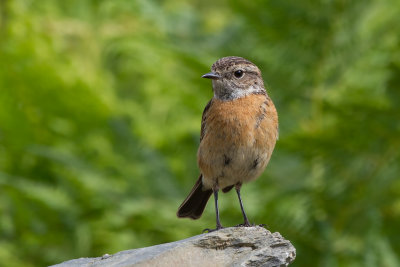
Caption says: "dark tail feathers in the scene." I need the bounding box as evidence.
[177,175,212,219]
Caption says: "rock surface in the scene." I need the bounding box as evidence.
[52,226,296,267]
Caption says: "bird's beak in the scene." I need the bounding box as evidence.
[202,72,221,80]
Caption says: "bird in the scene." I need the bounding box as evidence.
[177,56,279,231]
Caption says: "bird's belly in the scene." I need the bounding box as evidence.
[219,145,269,188]
[198,126,274,190]
[197,94,278,190]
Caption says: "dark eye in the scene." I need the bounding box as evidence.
[234,70,244,78]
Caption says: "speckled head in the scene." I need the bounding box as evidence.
[202,56,266,101]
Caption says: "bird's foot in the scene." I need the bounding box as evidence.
[235,219,255,227]
[235,222,254,227]
[202,225,224,233]
[258,223,268,228]
[236,221,269,228]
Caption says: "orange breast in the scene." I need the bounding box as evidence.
[197,94,278,189]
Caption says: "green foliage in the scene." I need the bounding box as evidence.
[0,0,399,266]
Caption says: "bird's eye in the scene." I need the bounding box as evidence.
[234,70,244,78]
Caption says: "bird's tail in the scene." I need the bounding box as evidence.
[177,175,212,219]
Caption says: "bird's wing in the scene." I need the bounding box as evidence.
[200,99,213,142]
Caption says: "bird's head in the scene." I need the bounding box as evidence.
[202,56,266,100]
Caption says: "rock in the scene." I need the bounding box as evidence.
[52,226,296,267]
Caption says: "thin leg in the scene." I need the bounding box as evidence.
[235,184,252,227]
[203,188,224,233]
[214,189,223,230]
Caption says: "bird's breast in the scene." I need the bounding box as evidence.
[198,94,278,189]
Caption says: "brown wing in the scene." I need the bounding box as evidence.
[175,99,215,219]
[200,99,213,142]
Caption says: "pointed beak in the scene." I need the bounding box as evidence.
[202,72,221,80]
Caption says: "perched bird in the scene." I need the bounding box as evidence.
[177,56,278,231]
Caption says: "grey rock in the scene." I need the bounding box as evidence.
[52,226,296,267]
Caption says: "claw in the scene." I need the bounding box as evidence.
[202,225,224,233]
[235,222,254,227]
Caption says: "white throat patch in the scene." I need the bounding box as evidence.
[213,82,265,101]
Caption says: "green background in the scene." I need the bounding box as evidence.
[1,0,399,266]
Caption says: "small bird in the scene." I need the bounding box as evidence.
[177,56,278,231]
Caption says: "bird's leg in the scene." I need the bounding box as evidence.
[214,188,223,230]
[203,185,224,233]
[235,183,252,227]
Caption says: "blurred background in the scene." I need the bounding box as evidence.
[0,0,399,266]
